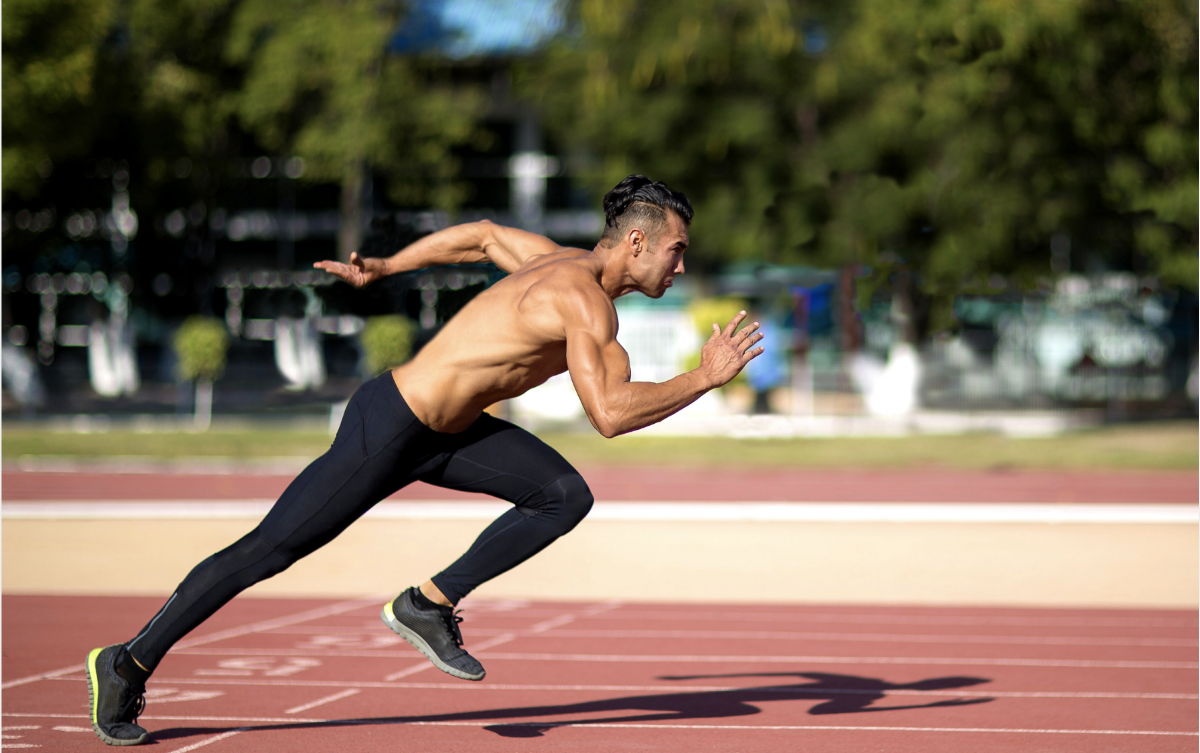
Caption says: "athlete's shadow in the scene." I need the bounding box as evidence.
[149,671,992,743]
[473,671,994,737]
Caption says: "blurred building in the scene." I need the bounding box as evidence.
[1,0,599,418]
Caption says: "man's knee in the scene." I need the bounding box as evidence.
[208,529,296,584]
[540,474,594,533]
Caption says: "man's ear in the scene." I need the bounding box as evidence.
[627,228,645,256]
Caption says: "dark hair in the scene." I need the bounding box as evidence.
[599,175,693,247]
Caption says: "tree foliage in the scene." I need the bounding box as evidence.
[522,0,819,269]
[812,0,1198,328]
[2,0,118,197]
[3,0,484,264]
[524,0,1197,332]
[227,0,485,260]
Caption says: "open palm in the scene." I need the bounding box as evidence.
[699,311,764,388]
[313,252,386,288]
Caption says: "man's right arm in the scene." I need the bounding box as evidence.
[314,220,562,287]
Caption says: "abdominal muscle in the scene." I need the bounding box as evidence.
[391,352,565,433]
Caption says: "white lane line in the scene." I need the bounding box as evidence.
[585,610,1199,630]
[582,600,623,617]
[175,597,382,651]
[530,615,575,633]
[171,647,1199,669]
[284,689,360,715]
[0,664,85,691]
[49,675,1200,700]
[169,729,246,752]
[471,634,518,651]
[476,652,1199,670]
[509,628,1198,647]
[6,500,1195,524]
[3,712,1196,737]
[0,597,380,691]
[382,632,517,681]
[380,602,595,682]
[266,623,1198,647]
[383,663,433,681]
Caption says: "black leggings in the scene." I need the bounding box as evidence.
[126,373,593,672]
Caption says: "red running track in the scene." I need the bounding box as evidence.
[4,467,1196,503]
[3,595,1197,752]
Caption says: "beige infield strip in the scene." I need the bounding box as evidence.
[3,501,1197,607]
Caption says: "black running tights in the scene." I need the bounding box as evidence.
[126,373,593,672]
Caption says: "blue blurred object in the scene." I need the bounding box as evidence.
[787,283,834,337]
[392,0,563,57]
[744,320,789,392]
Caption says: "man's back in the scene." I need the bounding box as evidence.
[394,246,610,433]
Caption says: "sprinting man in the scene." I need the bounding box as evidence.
[86,175,764,746]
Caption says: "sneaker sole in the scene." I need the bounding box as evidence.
[380,601,485,681]
[86,647,148,747]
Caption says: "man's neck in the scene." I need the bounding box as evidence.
[590,243,639,300]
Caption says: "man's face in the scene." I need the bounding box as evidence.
[631,212,689,298]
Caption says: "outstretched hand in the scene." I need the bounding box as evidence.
[313,252,387,288]
[698,311,764,389]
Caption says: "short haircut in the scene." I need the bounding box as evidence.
[598,175,694,248]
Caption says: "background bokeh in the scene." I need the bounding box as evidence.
[2,0,1196,426]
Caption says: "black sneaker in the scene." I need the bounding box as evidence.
[85,645,149,746]
[381,588,485,681]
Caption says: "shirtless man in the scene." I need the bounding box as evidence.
[85,175,764,746]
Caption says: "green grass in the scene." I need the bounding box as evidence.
[538,422,1198,471]
[2,430,335,460]
[2,421,1195,471]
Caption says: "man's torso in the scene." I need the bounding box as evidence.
[392,248,612,432]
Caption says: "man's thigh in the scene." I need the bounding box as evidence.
[419,415,582,505]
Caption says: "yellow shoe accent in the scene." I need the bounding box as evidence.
[87,647,104,724]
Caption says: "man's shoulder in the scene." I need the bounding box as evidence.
[529,258,614,328]
[518,244,591,269]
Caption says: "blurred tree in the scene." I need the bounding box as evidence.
[811,0,1198,333]
[526,0,1197,337]
[3,0,247,318]
[521,0,825,270]
[2,0,118,198]
[173,314,228,429]
[226,0,485,262]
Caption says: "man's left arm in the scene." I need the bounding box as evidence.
[566,296,764,438]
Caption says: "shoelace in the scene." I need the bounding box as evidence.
[118,684,146,724]
[441,609,466,647]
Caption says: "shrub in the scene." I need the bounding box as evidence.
[360,315,415,375]
[174,316,229,382]
[685,297,750,385]
[687,297,750,340]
